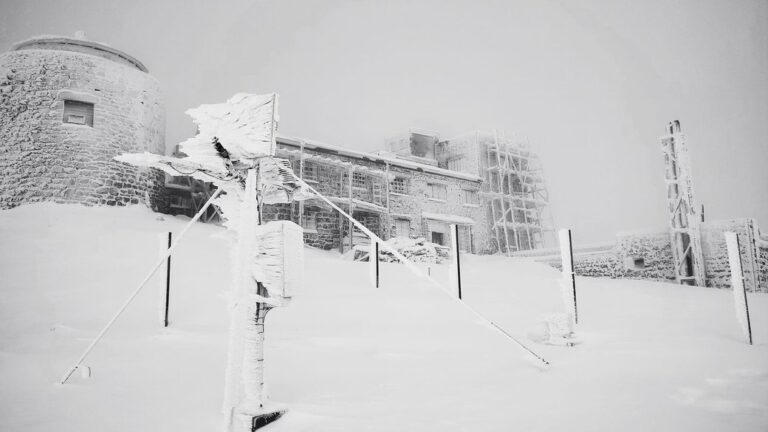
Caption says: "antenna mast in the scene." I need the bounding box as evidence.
[660,120,706,286]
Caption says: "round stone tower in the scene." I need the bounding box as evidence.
[0,34,167,210]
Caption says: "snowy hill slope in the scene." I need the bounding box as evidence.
[0,204,766,432]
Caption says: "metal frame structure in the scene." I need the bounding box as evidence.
[479,131,553,254]
[660,120,706,286]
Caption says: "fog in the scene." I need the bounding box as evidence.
[2,0,766,244]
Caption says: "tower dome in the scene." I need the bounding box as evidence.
[0,34,167,209]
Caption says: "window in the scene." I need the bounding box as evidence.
[390,177,409,194]
[431,232,445,246]
[447,157,465,172]
[63,100,94,127]
[428,183,447,201]
[395,219,410,237]
[625,256,646,270]
[302,162,318,182]
[166,175,189,186]
[462,189,479,205]
[352,172,366,189]
[302,211,317,231]
[169,195,190,208]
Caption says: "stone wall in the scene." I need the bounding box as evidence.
[525,221,767,292]
[0,38,166,211]
[700,218,766,292]
[615,232,675,281]
[757,239,768,293]
[529,232,675,282]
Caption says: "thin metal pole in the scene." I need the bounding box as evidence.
[164,232,172,327]
[453,225,463,299]
[375,241,380,288]
[735,235,753,345]
[568,230,578,324]
[60,187,223,384]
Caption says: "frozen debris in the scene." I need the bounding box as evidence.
[251,221,304,303]
[347,236,449,264]
[180,93,278,167]
[114,151,229,182]
[258,158,313,204]
[527,313,581,347]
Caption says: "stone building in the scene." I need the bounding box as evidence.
[257,130,554,254]
[167,129,554,255]
[266,132,488,253]
[0,35,166,210]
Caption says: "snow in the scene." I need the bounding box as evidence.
[1,203,767,432]
[421,212,475,225]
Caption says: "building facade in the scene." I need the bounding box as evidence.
[265,133,488,253]
[167,130,555,255]
[0,35,166,210]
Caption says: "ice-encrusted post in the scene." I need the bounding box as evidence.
[559,229,577,328]
[222,169,261,424]
[725,232,753,345]
[113,93,303,431]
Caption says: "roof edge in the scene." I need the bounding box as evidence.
[10,36,148,73]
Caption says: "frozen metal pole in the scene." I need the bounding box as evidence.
[725,232,753,345]
[450,224,463,299]
[559,229,578,325]
[163,232,172,327]
[369,240,380,288]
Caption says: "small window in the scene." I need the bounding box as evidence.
[395,219,410,237]
[352,172,366,189]
[166,175,189,186]
[169,195,190,208]
[302,212,317,231]
[625,256,645,270]
[431,232,445,245]
[428,183,447,201]
[63,100,94,127]
[390,177,409,194]
[447,157,464,172]
[462,189,479,205]
[302,163,318,182]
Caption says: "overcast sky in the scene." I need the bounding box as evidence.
[2,0,766,245]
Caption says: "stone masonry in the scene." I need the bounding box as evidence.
[520,221,767,292]
[0,36,166,210]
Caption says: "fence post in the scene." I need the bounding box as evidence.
[725,232,753,345]
[450,224,462,299]
[159,231,172,327]
[559,229,578,326]
[369,240,379,288]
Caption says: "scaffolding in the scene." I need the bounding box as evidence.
[660,121,706,286]
[440,131,554,254]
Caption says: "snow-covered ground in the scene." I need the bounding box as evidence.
[1,204,766,432]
